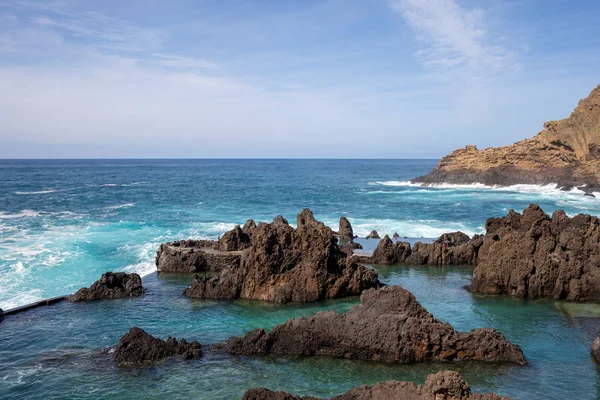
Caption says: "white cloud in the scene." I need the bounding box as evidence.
[151,53,218,69]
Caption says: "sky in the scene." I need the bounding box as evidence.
[0,0,599,158]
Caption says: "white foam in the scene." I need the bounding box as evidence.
[105,203,135,210]
[14,190,56,195]
[0,210,41,219]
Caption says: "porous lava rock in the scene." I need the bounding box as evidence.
[242,371,512,400]
[338,217,355,242]
[68,272,144,302]
[216,285,525,365]
[366,230,380,239]
[218,225,251,252]
[156,240,241,273]
[114,327,201,365]
[184,209,380,303]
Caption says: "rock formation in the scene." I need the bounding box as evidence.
[243,219,257,237]
[114,327,201,365]
[469,204,600,301]
[366,230,380,239]
[0,307,3,323]
[184,209,380,303]
[216,285,525,364]
[592,337,600,363]
[218,225,251,252]
[242,371,511,400]
[156,240,241,273]
[414,85,600,190]
[68,272,144,302]
[393,232,400,239]
[338,217,354,242]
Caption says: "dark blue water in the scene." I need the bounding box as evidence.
[0,159,599,399]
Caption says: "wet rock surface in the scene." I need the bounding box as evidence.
[469,204,600,301]
[184,209,380,303]
[114,327,201,365]
[366,230,380,239]
[338,217,354,242]
[242,371,511,400]
[216,285,525,364]
[68,272,144,302]
[156,240,241,273]
[592,337,600,363]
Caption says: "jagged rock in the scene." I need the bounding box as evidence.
[218,225,251,251]
[392,232,400,239]
[68,272,144,302]
[156,241,241,273]
[114,327,201,365]
[184,209,380,303]
[339,217,354,242]
[414,85,600,190]
[216,285,525,365]
[243,219,257,237]
[592,337,600,363]
[366,230,380,239]
[273,215,289,226]
[242,371,511,400]
[469,204,600,301]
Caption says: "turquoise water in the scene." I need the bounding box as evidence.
[0,159,599,399]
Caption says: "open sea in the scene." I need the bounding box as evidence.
[0,159,599,399]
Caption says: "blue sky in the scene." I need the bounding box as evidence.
[0,0,599,158]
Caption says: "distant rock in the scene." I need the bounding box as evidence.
[216,285,525,365]
[156,240,241,273]
[272,215,289,226]
[218,225,251,252]
[184,209,380,303]
[413,85,600,190]
[114,327,201,365]
[242,370,512,400]
[338,217,354,242]
[366,230,380,239]
[592,337,600,363]
[392,232,400,239]
[68,272,144,302]
[469,204,600,301]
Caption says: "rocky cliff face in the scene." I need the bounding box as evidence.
[156,240,241,273]
[414,85,600,189]
[68,272,144,302]
[114,327,201,365]
[183,209,380,303]
[215,286,525,365]
[242,371,511,400]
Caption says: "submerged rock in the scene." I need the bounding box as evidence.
[156,240,241,273]
[216,285,525,364]
[68,272,144,302]
[184,209,381,303]
[592,337,600,363]
[469,204,600,301]
[114,327,201,365]
[338,217,354,242]
[242,370,512,400]
[366,230,380,239]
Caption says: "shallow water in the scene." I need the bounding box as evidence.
[3,159,600,309]
[1,266,598,399]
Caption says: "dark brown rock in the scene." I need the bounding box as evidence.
[273,215,289,226]
[68,272,144,302]
[366,230,380,239]
[592,337,600,363]
[218,225,251,251]
[184,209,381,303]
[469,204,600,301]
[114,327,201,365]
[243,219,257,237]
[338,217,354,242]
[156,241,241,273]
[243,371,511,400]
[393,232,400,239]
[367,235,412,264]
[216,285,525,365]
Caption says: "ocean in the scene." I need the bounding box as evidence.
[0,159,599,399]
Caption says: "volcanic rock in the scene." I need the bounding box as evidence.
[338,217,354,242]
[414,85,600,190]
[156,240,241,273]
[68,272,144,302]
[393,232,400,239]
[216,285,525,364]
[114,327,201,365]
[469,204,600,301]
[366,230,380,239]
[218,225,251,251]
[592,337,600,363]
[0,307,3,323]
[242,370,511,400]
[273,215,289,226]
[243,219,257,237]
[184,209,380,303]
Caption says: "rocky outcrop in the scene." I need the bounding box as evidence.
[156,240,241,273]
[414,85,600,190]
[338,217,354,242]
[592,337,600,363]
[114,327,201,365]
[366,230,380,239]
[68,272,144,302]
[359,232,482,266]
[242,371,511,400]
[218,226,251,252]
[184,209,380,303]
[0,307,3,323]
[216,285,525,364]
[243,219,257,237]
[469,204,600,301]
[393,232,400,239]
